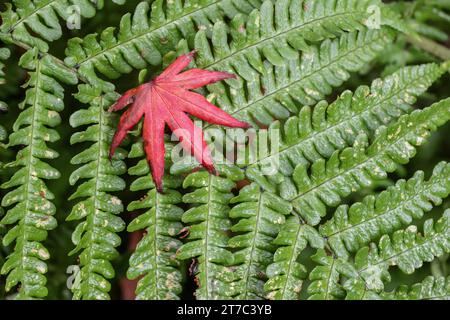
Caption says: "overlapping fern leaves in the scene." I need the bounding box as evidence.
[0,0,125,51]
[345,210,450,300]
[64,0,266,91]
[0,0,449,301]
[245,62,447,191]
[278,98,450,225]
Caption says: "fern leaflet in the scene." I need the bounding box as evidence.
[0,48,77,299]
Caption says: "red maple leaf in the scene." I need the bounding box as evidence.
[109,51,250,192]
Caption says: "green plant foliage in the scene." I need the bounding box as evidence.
[381,275,450,300]
[175,166,244,299]
[307,248,356,300]
[227,183,292,299]
[0,0,125,52]
[0,47,9,146]
[64,0,265,91]
[163,0,399,126]
[0,48,77,299]
[193,27,396,127]
[245,62,447,192]
[126,141,185,300]
[402,0,450,42]
[0,0,449,301]
[320,161,450,259]
[279,98,450,226]
[344,210,450,299]
[66,84,127,300]
[264,215,324,300]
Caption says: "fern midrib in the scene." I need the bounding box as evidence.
[359,231,447,274]
[201,11,368,71]
[289,111,443,206]
[323,257,337,300]
[324,175,445,240]
[75,1,222,65]
[16,59,41,276]
[348,231,447,299]
[204,174,213,299]
[151,191,162,298]
[240,192,264,299]
[82,96,105,295]
[279,223,305,300]
[8,0,56,32]
[21,58,43,286]
[207,29,391,126]
[247,69,434,167]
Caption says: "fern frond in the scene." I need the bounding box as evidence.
[199,27,396,127]
[67,85,127,300]
[320,161,450,259]
[64,0,264,89]
[175,166,244,300]
[0,48,77,299]
[264,216,324,300]
[226,183,292,299]
[126,141,184,300]
[381,275,450,300]
[280,97,450,226]
[0,47,10,147]
[344,210,450,299]
[0,0,122,52]
[245,63,447,192]
[307,248,356,300]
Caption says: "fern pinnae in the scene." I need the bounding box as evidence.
[67,85,127,300]
[0,0,123,52]
[344,209,450,299]
[307,248,357,300]
[381,275,450,300]
[244,62,447,192]
[174,165,244,299]
[126,141,185,300]
[0,48,77,299]
[198,27,397,127]
[320,161,450,260]
[0,47,10,147]
[64,0,265,87]
[264,215,324,300]
[281,97,450,226]
[227,183,292,299]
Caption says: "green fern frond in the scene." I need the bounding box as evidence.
[307,248,356,300]
[0,48,77,299]
[175,166,244,300]
[63,0,264,90]
[245,63,447,192]
[264,215,324,300]
[0,0,123,52]
[193,0,392,69]
[198,27,396,127]
[66,85,127,300]
[226,183,292,299]
[280,97,450,226]
[381,275,450,300]
[126,142,185,300]
[320,161,450,259]
[344,210,450,299]
[0,47,10,146]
